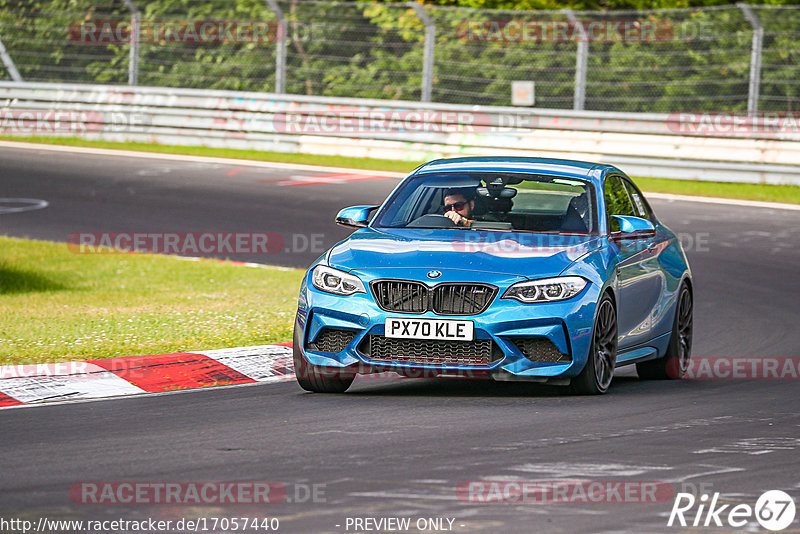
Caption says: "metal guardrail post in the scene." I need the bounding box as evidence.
[738,3,763,116]
[409,3,435,103]
[265,0,287,94]
[563,9,587,111]
[122,0,140,86]
[0,36,23,82]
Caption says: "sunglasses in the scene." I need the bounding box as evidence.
[445,201,468,211]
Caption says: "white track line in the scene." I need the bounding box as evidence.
[1,140,798,210]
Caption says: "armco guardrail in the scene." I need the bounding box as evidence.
[1,82,799,185]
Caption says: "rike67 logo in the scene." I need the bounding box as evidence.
[668,490,796,531]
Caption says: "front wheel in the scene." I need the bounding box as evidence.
[637,284,693,380]
[292,328,354,393]
[571,295,617,395]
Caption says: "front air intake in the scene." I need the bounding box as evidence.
[308,328,358,353]
[511,337,571,363]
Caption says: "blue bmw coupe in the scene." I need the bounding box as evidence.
[292,157,693,394]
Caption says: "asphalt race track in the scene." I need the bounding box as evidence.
[1,144,799,533]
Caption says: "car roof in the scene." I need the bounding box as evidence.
[411,156,624,186]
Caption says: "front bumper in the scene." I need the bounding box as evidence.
[295,271,600,382]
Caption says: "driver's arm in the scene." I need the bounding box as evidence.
[444,211,472,227]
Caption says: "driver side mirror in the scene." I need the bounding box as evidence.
[610,215,656,240]
[335,205,379,228]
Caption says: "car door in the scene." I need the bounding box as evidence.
[604,174,663,350]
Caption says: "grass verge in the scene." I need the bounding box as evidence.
[0,236,303,366]
[629,176,800,205]
[1,135,799,204]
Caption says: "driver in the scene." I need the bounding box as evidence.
[443,187,475,227]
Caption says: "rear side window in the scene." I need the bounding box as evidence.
[604,175,635,232]
[621,178,651,220]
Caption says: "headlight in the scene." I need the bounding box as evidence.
[312,265,366,296]
[502,276,587,303]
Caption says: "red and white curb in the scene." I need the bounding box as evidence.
[0,344,295,409]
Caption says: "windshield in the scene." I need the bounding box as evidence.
[373,172,597,235]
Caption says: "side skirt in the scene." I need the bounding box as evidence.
[615,331,672,366]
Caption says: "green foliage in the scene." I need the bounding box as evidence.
[0,0,130,83]
[0,0,797,111]
[429,0,800,9]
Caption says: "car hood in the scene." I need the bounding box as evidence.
[328,227,601,280]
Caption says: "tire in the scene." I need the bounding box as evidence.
[292,326,355,393]
[293,347,355,393]
[570,294,618,395]
[637,284,693,380]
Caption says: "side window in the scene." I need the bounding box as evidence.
[621,178,651,220]
[604,175,635,232]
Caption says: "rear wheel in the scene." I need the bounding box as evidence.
[571,295,617,395]
[637,284,693,380]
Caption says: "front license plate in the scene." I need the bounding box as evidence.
[385,317,474,341]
